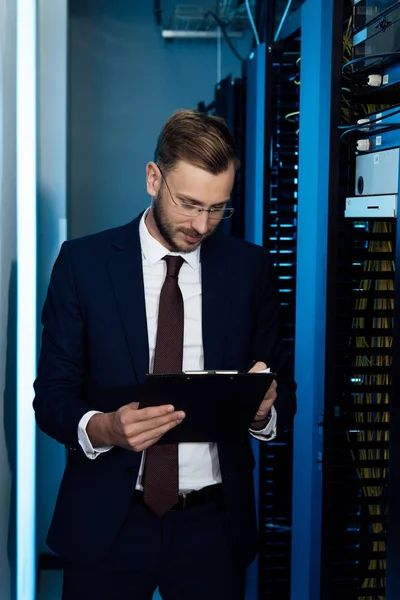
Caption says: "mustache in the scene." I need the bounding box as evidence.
[180,229,205,238]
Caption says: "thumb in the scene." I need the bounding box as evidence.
[249,361,267,373]
[127,402,140,410]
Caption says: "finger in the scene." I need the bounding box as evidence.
[127,403,177,422]
[257,394,276,412]
[265,388,277,399]
[254,407,271,419]
[254,411,267,420]
[124,410,186,436]
[249,361,267,373]
[264,391,277,404]
[258,398,275,412]
[129,417,184,451]
[139,411,185,432]
[133,437,164,453]
[265,380,278,397]
[254,400,274,420]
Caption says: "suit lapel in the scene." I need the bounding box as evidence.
[108,215,149,385]
[107,218,232,379]
[201,235,232,370]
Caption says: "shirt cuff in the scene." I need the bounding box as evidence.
[78,410,113,459]
[249,405,277,441]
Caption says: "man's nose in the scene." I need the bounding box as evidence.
[192,210,210,234]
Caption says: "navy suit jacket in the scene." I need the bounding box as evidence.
[33,212,296,568]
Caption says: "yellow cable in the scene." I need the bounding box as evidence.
[349,220,392,600]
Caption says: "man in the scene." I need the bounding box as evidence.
[33,109,296,600]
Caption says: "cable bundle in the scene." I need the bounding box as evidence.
[349,220,393,600]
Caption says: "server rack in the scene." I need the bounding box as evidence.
[198,2,400,597]
[258,43,300,600]
[213,75,247,239]
[321,1,400,598]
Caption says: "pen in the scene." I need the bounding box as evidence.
[245,359,257,373]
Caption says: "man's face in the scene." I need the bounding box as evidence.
[146,160,235,253]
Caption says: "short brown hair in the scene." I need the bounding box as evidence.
[155,109,240,175]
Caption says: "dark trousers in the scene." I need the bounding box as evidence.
[62,492,245,600]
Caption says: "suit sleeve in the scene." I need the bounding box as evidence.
[250,252,297,434]
[33,241,92,450]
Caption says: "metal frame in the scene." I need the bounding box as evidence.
[260,37,299,600]
[386,146,400,598]
[319,1,345,596]
[243,42,267,600]
[245,4,341,598]
[161,30,243,39]
[291,0,339,598]
[158,2,253,39]
[245,45,266,248]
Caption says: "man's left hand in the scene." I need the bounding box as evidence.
[249,361,277,421]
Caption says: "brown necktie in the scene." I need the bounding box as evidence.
[142,255,184,517]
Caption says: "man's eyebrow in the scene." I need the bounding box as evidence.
[176,193,230,207]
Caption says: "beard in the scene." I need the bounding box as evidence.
[152,190,216,253]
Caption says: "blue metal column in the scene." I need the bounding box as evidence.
[244,42,266,600]
[291,1,335,599]
[245,44,266,247]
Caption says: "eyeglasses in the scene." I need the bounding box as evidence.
[157,165,235,221]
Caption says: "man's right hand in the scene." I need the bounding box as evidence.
[86,403,185,452]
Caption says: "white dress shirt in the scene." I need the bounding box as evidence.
[78,210,277,491]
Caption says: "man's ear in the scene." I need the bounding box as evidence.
[146,162,160,197]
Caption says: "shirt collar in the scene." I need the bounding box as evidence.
[139,208,201,270]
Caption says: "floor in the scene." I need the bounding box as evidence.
[36,571,62,600]
[36,570,162,599]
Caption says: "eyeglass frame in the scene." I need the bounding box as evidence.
[156,164,235,220]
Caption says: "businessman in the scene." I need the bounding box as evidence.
[33,109,296,600]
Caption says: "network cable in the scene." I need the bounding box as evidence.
[340,122,400,143]
[338,106,400,131]
[204,11,245,62]
[245,0,260,46]
[342,52,400,72]
[274,0,293,43]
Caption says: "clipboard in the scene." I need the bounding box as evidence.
[139,371,276,443]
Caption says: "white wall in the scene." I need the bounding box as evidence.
[36,0,68,557]
[68,0,251,238]
[0,1,17,598]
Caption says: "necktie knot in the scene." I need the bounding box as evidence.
[164,255,184,278]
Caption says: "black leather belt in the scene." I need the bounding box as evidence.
[135,483,223,511]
